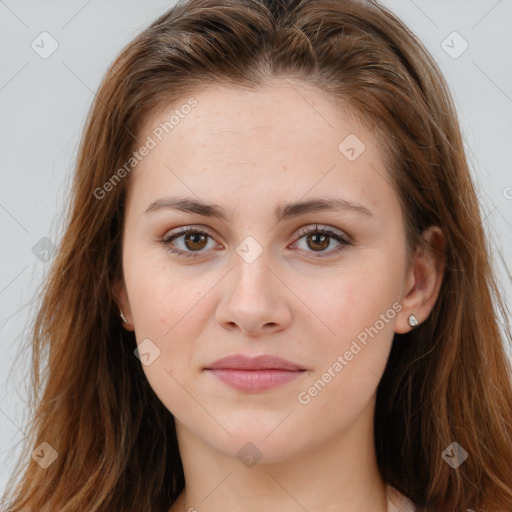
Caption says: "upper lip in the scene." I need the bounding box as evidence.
[204,354,305,371]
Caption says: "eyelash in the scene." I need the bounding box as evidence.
[160,225,352,259]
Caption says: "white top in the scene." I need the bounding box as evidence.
[387,485,417,511]
[168,485,417,511]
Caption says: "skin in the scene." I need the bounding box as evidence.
[113,79,444,512]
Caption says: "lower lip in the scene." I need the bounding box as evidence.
[205,369,305,392]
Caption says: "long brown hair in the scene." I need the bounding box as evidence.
[2,0,512,510]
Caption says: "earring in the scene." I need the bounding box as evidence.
[408,313,419,328]
[119,309,128,323]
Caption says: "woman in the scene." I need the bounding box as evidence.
[2,0,512,510]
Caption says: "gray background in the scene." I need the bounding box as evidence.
[1,0,511,498]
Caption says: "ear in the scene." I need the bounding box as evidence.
[395,226,445,334]
[112,278,134,331]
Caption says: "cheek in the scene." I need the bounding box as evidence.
[295,256,402,404]
[303,265,399,349]
[294,286,397,439]
[127,267,215,416]
[126,252,211,332]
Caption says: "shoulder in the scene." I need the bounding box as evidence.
[387,484,418,512]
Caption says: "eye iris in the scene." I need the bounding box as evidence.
[307,233,329,251]
[184,232,208,251]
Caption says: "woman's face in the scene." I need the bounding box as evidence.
[114,80,423,462]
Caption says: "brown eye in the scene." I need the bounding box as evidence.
[183,232,208,251]
[162,227,217,258]
[306,232,330,251]
[293,225,351,258]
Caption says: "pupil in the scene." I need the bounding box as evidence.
[185,233,207,250]
[309,233,328,251]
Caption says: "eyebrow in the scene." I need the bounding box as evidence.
[143,196,373,221]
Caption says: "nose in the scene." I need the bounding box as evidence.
[215,258,292,337]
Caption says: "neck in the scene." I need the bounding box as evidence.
[170,398,389,512]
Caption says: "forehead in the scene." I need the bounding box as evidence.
[141,78,344,132]
[125,80,397,220]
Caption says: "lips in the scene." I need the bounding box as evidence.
[204,354,305,371]
[204,354,307,392]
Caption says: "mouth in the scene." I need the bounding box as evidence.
[203,354,307,392]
